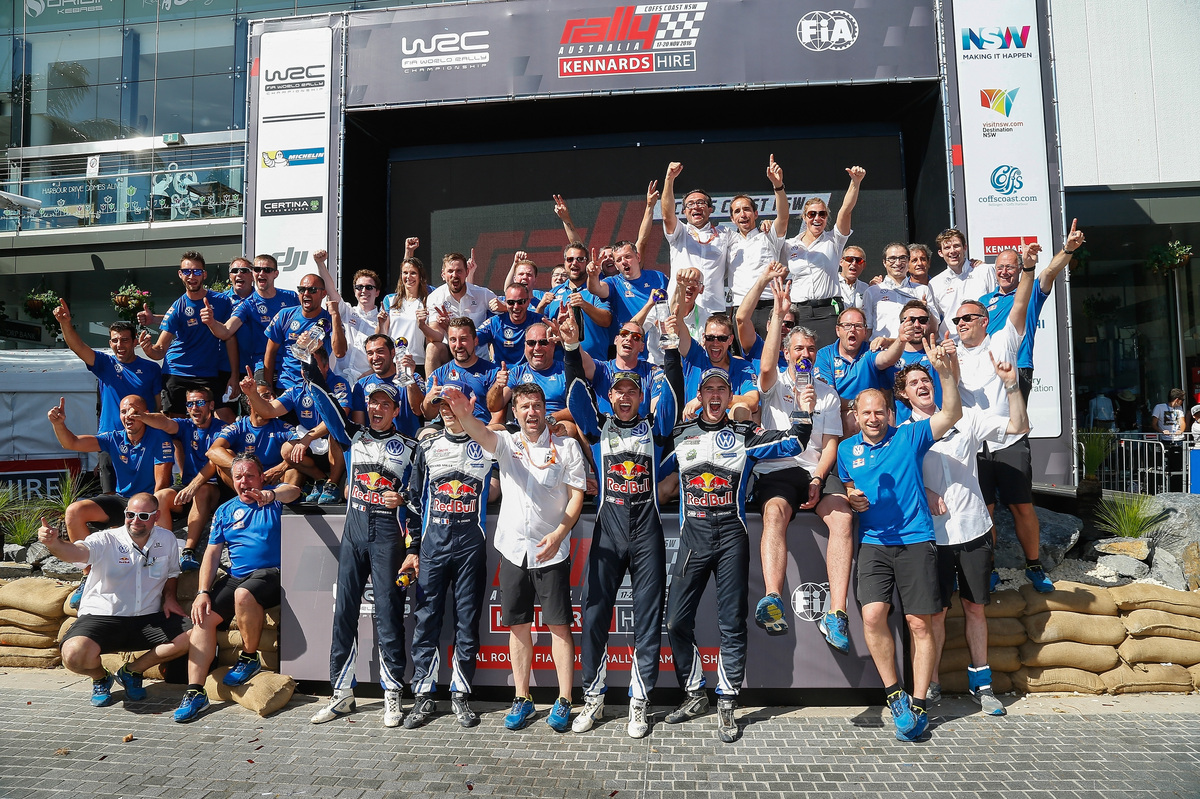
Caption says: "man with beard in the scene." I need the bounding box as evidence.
[201,253,299,377]
[426,252,498,370]
[488,322,569,415]
[478,283,547,366]
[543,243,613,362]
[423,318,501,426]
[262,273,345,392]
[349,334,423,435]
[587,240,671,364]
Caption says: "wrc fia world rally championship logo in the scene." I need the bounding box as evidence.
[557,3,707,79]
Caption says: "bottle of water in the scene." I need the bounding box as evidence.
[653,289,678,349]
[792,357,813,423]
[393,337,414,388]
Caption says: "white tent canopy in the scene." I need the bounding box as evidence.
[0,349,99,465]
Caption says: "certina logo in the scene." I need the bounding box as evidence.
[791,582,830,622]
[263,64,326,93]
[981,165,1037,205]
[26,0,104,18]
[260,197,322,217]
[401,30,490,73]
[557,3,706,79]
[796,10,858,52]
[260,148,325,168]
[961,26,1034,60]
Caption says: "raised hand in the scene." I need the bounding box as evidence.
[796,383,816,414]
[53,299,71,325]
[239,366,256,397]
[377,306,389,328]
[846,165,866,186]
[990,351,1017,386]
[37,516,56,546]
[552,195,570,221]
[767,153,784,189]
[513,250,528,266]
[47,397,66,424]
[199,296,214,325]
[771,276,791,315]
[136,302,154,327]
[495,361,509,387]
[404,236,420,253]
[314,249,328,267]
[666,162,683,181]
[1065,218,1085,252]
[645,180,660,207]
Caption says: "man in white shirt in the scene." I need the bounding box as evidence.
[863,242,942,340]
[38,493,189,708]
[726,155,789,337]
[836,246,870,310]
[426,252,498,370]
[929,229,996,336]
[442,382,586,733]
[906,243,934,289]
[661,161,735,321]
[1152,388,1189,491]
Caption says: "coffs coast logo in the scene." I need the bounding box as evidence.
[557,3,706,79]
[401,29,490,73]
[980,165,1037,205]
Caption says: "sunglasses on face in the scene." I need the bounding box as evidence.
[704,334,730,343]
[251,266,276,274]
[185,400,208,408]
[565,256,588,263]
[806,210,829,219]
[904,315,930,325]
[228,267,251,275]
[952,313,986,325]
[179,268,204,277]
[781,320,796,331]
[506,298,530,306]
[297,286,322,294]
[354,284,377,292]
[526,339,551,347]
[842,256,864,265]
[617,330,644,341]
[124,510,155,521]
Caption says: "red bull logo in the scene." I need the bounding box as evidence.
[350,470,397,505]
[432,479,478,514]
[684,472,734,507]
[605,460,651,495]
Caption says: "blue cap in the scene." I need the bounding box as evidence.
[368,382,400,402]
[699,368,731,388]
[610,371,642,391]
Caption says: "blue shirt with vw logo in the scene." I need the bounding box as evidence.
[265,307,334,389]
[221,288,257,374]
[837,420,936,546]
[87,352,162,434]
[545,284,612,361]
[232,289,300,373]
[210,492,284,576]
[161,290,233,377]
[980,281,1049,370]
[350,372,422,437]
[215,417,295,470]
[173,417,224,483]
[430,358,498,423]
[475,310,545,366]
[507,360,567,412]
[95,427,174,497]
[814,341,888,401]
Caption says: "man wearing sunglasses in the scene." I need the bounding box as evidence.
[218,257,260,382]
[138,252,240,423]
[726,155,790,338]
[672,269,758,418]
[952,240,1046,592]
[477,283,547,366]
[782,166,866,345]
[836,246,871,310]
[883,301,945,425]
[662,161,735,323]
[566,321,663,418]
[543,244,613,362]
[587,240,671,365]
[426,252,498,370]
[202,253,300,379]
[488,322,569,417]
[930,229,996,335]
[262,273,346,391]
[863,242,942,340]
[39,494,190,709]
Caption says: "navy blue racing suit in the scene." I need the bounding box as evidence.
[660,347,811,696]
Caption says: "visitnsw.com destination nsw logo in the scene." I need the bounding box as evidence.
[557,3,707,78]
[979,88,1023,136]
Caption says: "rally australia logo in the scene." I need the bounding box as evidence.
[401,30,490,72]
[557,3,706,78]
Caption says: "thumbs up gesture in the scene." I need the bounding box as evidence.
[199,296,214,325]
[496,361,509,387]
[47,397,66,424]
[136,302,154,327]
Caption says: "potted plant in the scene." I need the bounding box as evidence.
[111,283,154,331]
[23,287,63,340]
[1147,240,1192,274]
[1077,428,1115,534]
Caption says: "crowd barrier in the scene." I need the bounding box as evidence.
[1080,432,1195,495]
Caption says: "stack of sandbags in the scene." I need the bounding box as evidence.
[940,589,1027,693]
[0,578,74,668]
[217,605,282,672]
[205,665,295,717]
[1011,581,1122,694]
[1107,583,1200,694]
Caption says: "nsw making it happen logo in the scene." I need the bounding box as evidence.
[796,10,858,52]
[960,24,1034,60]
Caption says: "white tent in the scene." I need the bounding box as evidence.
[0,349,100,467]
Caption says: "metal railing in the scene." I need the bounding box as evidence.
[1079,432,1193,495]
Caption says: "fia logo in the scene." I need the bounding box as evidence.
[790,582,830,622]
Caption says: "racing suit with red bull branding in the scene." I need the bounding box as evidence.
[405,430,495,698]
[564,346,678,701]
[304,361,419,693]
[660,347,812,696]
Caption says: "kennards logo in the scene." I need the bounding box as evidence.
[557,3,706,79]
[401,30,490,73]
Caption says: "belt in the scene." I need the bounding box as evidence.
[794,297,837,309]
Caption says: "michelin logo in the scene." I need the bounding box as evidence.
[261,148,325,168]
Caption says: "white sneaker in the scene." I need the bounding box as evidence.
[571,694,605,733]
[311,691,355,724]
[383,689,403,728]
[627,697,649,739]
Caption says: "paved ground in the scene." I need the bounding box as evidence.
[1,668,1198,799]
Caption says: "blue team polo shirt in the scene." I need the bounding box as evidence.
[601,271,669,330]
[264,307,334,389]
[282,371,351,425]
[221,288,257,373]
[430,358,498,423]
[87,352,162,434]
[233,289,300,371]
[814,342,887,401]
[210,493,284,577]
[215,417,294,469]
[507,361,568,413]
[173,417,223,483]
[476,310,545,366]
[545,284,612,361]
[95,427,174,496]
[161,290,233,377]
[681,346,757,399]
[744,333,790,375]
[349,372,421,437]
[592,359,660,416]
[981,282,1049,370]
[837,420,936,546]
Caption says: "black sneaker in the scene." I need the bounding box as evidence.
[665,690,708,724]
[451,692,480,728]
[403,694,436,729]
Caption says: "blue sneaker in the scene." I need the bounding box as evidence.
[895,707,929,742]
[754,593,788,634]
[179,549,200,573]
[1026,565,1054,593]
[989,569,1001,592]
[818,610,850,654]
[90,670,116,707]
[504,696,535,730]
[886,690,916,736]
[115,665,146,701]
[305,483,323,503]
[317,481,341,505]
[546,697,571,732]
[223,652,262,686]
[69,578,86,611]
[173,689,209,723]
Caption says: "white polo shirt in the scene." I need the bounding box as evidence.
[784,227,851,302]
[837,277,871,309]
[488,427,587,568]
[332,300,381,379]
[79,525,181,617]
[756,371,842,475]
[727,226,784,304]
[380,295,429,366]
[428,283,497,360]
[957,319,1024,451]
[862,276,942,339]
[912,406,1007,546]
[664,221,735,317]
[929,261,997,334]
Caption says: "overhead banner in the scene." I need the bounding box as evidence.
[344,0,940,108]
[949,0,1062,440]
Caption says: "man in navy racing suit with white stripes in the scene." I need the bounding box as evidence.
[561,314,678,739]
[302,358,419,729]
[660,317,814,743]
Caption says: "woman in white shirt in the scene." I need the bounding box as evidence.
[380,256,440,376]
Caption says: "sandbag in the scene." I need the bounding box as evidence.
[1188,664,1200,691]
[1019,581,1118,616]
[1010,666,1105,694]
[939,646,1020,674]
[217,647,280,672]
[0,626,58,648]
[0,608,61,632]
[217,628,279,652]
[0,645,62,668]
[939,669,1013,695]
[226,605,281,631]
[175,571,201,603]
[1018,641,1119,672]
[1023,611,1127,646]
[945,589,1025,619]
[1101,662,1193,694]
[1107,584,1200,618]
[58,616,75,641]
[1122,609,1200,642]
[0,578,73,618]
[204,667,295,717]
[62,597,78,618]
[98,652,167,682]
[1118,636,1200,666]
[943,616,1027,648]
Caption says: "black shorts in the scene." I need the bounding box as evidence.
[163,373,232,416]
[499,556,573,627]
[754,467,847,515]
[85,494,129,528]
[937,532,994,608]
[977,437,1034,506]
[210,568,281,628]
[62,612,191,653]
[856,540,941,616]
